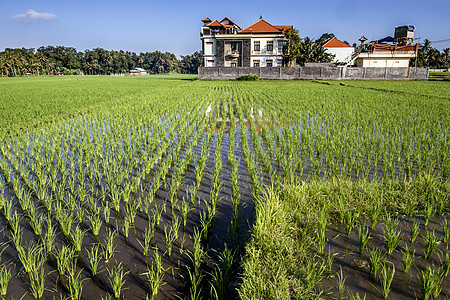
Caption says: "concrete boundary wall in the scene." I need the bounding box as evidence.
[198,66,429,80]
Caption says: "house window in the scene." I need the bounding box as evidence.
[206,42,213,54]
[278,59,283,66]
[266,60,273,67]
[253,60,260,67]
[254,41,260,52]
[267,41,273,52]
[278,41,284,52]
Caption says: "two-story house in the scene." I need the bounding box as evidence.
[200,17,293,67]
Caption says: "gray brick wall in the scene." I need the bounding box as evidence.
[198,66,429,80]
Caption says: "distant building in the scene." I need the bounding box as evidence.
[354,25,418,68]
[129,68,147,76]
[200,17,293,67]
[323,37,354,63]
[355,44,418,67]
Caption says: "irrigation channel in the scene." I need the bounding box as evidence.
[0,82,448,299]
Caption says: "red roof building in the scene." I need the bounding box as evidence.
[200,17,293,68]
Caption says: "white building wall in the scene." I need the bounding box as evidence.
[357,58,410,68]
[251,37,284,56]
[325,47,354,63]
[251,56,283,67]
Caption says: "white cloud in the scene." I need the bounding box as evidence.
[12,9,57,22]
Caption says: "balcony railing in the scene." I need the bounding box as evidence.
[225,50,240,58]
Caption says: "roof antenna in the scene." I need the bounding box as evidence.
[260,15,262,19]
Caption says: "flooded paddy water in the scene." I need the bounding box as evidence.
[322,215,450,299]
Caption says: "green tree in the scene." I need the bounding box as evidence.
[297,37,335,65]
[283,28,301,66]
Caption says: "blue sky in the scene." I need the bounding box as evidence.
[1,0,449,56]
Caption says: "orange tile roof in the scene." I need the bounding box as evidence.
[274,25,293,34]
[239,19,285,34]
[207,19,224,28]
[220,17,241,29]
[323,37,351,48]
[373,44,418,52]
[202,17,212,22]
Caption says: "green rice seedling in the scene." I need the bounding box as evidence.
[418,266,437,300]
[104,228,118,262]
[87,243,102,276]
[29,265,45,299]
[380,262,395,299]
[325,249,338,274]
[55,244,75,276]
[442,218,449,243]
[103,200,111,224]
[29,211,44,237]
[107,262,128,299]
[126,201,139,225]
[11,225,23,249]
[348,291,366,300]
[141,249,165,299]
[152,203,163,227]
[88,210,103,236]
[71,225,86,252]
[137,226,153,257]
[171,216,180,241]
[180,198,190,228]
[122,215,130,239]
[44,219,56,254]
[59,210,73,238]
[383,216,402,255]
[209,244,236,299]
[10,211,20,235]
[401,244,416,273]
[423,229,440,259]
[343,209,357,235]
[357,224,371,254]
[164,225,176,258]
[423,201,434,227]
[67,261,84,300]
[186,266,202,300]
[368,246,384,280]
[439,245,450,278]
[17,241,45,275]
[199,209,212,240]
[336,265,346,300]
[411,219,420,244]
[0,265,12,297]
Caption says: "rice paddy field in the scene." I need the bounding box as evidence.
[0,75,448,299]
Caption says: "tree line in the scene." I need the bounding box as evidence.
[413,39,449,69]
[0,46,202,77]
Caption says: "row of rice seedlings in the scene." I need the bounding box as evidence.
[244,82,448,182]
